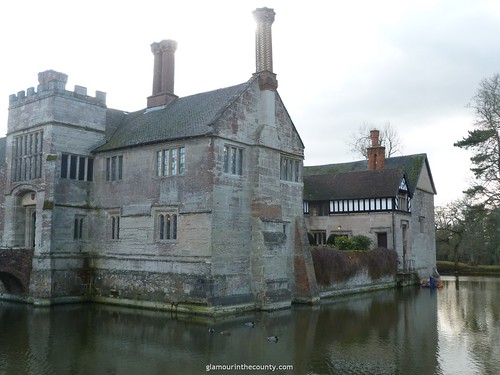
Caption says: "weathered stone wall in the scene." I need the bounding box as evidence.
[317,269,396,298]
[8,84,106,134]
[410,189,436,278]
[0,248,34,293]
[1,72,318,312]
[306,212,396,248]
[0,162,6,243]
[305,211,414,273]
[28,253,90,301]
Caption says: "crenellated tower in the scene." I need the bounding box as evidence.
[4,70,107,301]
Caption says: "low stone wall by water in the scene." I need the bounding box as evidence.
[318,269,396,298]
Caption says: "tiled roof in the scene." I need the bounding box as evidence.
[94,78,254,152]
[304,154,432,195]
[304,168,406,201]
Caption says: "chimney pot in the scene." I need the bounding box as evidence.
[370,129,380,147]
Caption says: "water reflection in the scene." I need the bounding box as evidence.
[437,276,500,375]
[1,277,499,374]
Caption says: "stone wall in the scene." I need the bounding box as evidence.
[318,269,396,299]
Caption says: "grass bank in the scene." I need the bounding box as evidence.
[437,261,500,277]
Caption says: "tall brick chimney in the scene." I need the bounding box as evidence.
[367,129,385,170]
[147,39,178,108]
[253,7,278,91]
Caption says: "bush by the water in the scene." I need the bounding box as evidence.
[334,235,372,250]
[311,247,398,286]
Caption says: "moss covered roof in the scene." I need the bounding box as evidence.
[304,154,435,197]
[304,168,407,200]
[95,78,254,152]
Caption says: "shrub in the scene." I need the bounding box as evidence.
[334,235,372,250]
[351,235,372,250]
[334,236,352,250]
[327,233,343,246]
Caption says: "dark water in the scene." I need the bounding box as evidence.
[1,276,499,375]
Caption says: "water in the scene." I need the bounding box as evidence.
[0,276,499,375]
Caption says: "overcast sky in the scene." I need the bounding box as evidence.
[1,0,500,206]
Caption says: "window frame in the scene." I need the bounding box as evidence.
[61,153,94,182]
[109,211,121,240]
[156,212,178,241]
[73,215,85,240]
[12,130,44,182]
[156,146,185,177]
[223,145,243,176]
[105,155,124,182]
[280,155,301,182]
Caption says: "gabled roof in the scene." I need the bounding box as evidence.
[304,168,408,201]
[94,78,255,152]
[304,153,436,195]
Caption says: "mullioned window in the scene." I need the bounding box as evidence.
[12,131,44,181]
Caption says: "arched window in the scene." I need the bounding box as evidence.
[165,215,171,239]
[159,214,165,239]
[158,213,178,240]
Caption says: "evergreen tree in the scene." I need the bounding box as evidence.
[455,74,500,208]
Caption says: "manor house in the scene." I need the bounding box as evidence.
[0,8,438,313]
[0,8,319,314]
[304,130,437,277]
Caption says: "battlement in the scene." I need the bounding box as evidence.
[9,70,106,107]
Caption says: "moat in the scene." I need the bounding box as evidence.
[1,276,499,374]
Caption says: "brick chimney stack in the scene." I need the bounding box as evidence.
[367,129,385,170]
[147,39,178,108]
[253,7,278,91]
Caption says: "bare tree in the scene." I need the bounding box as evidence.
[349,122,403,159]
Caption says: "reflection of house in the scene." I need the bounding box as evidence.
[303,130,437,277]
[0,8,319,312]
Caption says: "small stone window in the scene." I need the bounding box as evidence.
[419,216,425,233]
[106,155,123,181]
[73,216,85,240]
[111,215,120,240]
[157,213,178,240]
[223,145,243,175]
[280,156,300,182]
[312,231,327,245]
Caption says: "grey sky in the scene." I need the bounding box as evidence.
[1,0,499,206]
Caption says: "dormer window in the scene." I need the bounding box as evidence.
[396,176,411,212]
